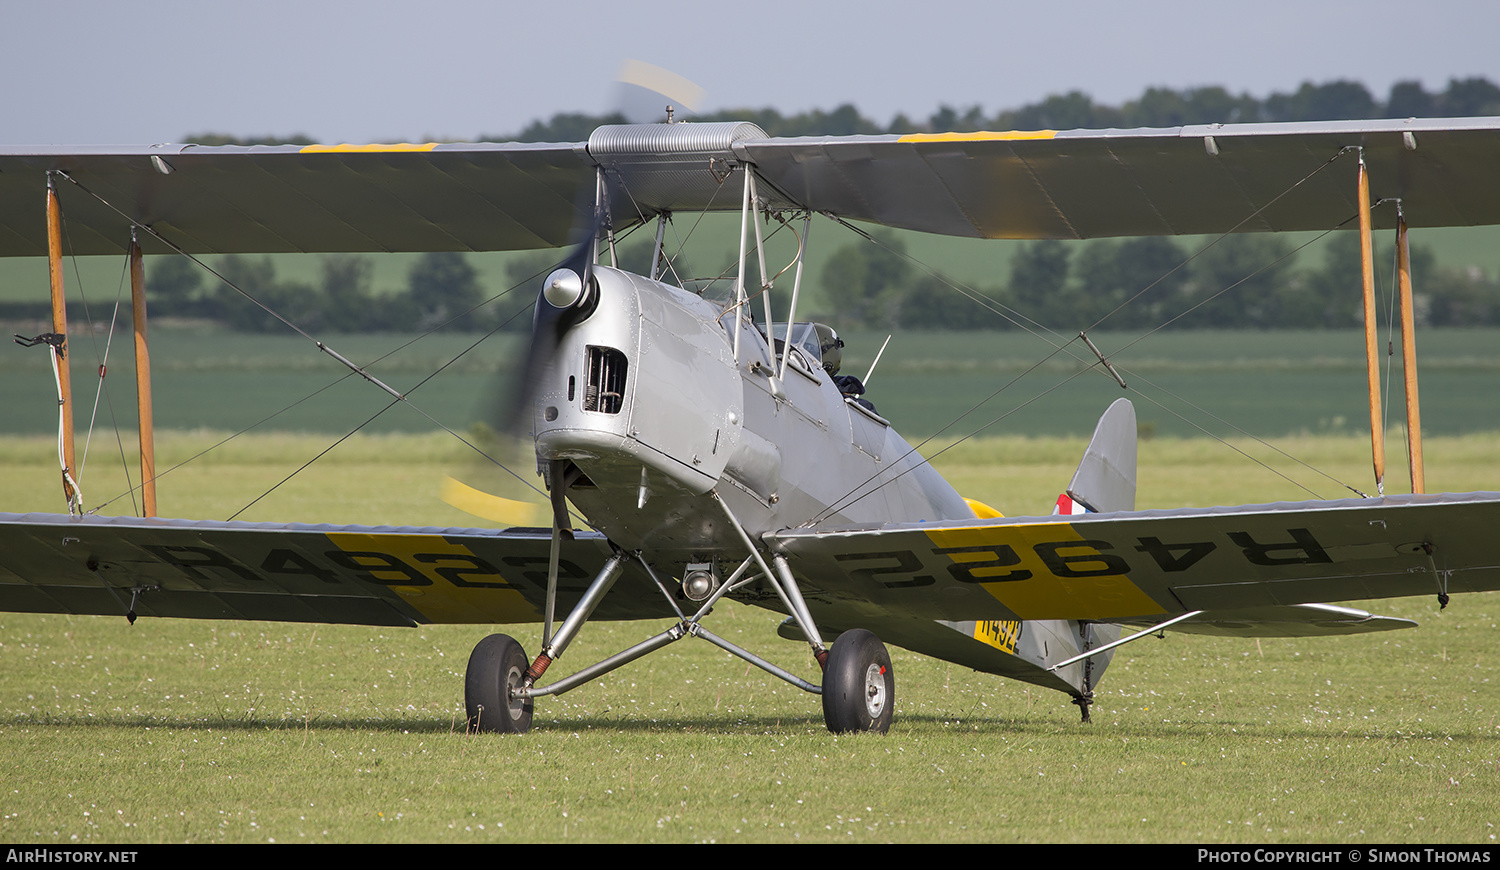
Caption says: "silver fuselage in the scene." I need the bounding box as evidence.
[532,267,975,567]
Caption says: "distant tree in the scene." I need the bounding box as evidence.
[995,91,1119,130]
[146,255,204,315]
[1008,240,1072,326]
[1424,264,1500,325]
[501,112,629,143]
[1122,86,1260,127]
[1069,237,1189,330]
[697,104,883,137]
[406,252,483,329]
[320,255,377,331]
[885,113,921,135]
[1287,232,1437,329]
[897,274,1003,330]
[1385,80,1437,118]
[1178,235,1298,327]
[927,105,986,133]
[183,133,316,146]
[807,104,882,137]
[210,255,318,332]
[819,234,913,329]
[1439,77,1500,116]
[1263,81,1377,122]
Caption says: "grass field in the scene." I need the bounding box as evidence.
[1,431,1498,843]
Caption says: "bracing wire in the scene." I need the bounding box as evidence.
[56,166,570,518]
[809,146,1368,524]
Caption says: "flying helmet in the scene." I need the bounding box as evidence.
[812,323,843,376]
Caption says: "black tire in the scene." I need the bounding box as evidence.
[821,629,894,734]
[465,634,534,734]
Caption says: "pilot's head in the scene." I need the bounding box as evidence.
[814,324,844,377]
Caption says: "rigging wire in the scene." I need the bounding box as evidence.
[807,338,1086,524]
[1082,147,1359,334]
[809,146,1367,523]
[49,166,742,522]
[1114,367,1362,500]
[1378,205,1405,473]
[72,209,563,517]
[1106,215,1357,358]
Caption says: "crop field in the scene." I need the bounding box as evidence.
[5,327,1500,443]
[0,429,1498,844]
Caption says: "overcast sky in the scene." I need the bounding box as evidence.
[5,0,1498,144]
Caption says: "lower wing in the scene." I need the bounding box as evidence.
[0,512,671,626]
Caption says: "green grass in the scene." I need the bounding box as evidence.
[2,432,1499,842]
[1,593,1496,843]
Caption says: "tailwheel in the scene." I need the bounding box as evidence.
[821,629,894,734]
[465,634,534,734]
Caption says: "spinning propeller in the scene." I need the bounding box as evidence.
[499,211,604,441]
[445,59,705,534]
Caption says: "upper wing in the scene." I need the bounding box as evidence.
[745,118,1500,238]
[0,142,592,256]
[768,492,1500,624]
[0,512,672,626]
[5,117,1500,256]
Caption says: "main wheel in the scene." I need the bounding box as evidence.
[821,629,894,734]
[465,634,534,734]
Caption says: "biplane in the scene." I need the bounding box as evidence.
[3,115,1500,734]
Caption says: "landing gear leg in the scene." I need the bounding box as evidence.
[465,634,534,734]
[821,629,894,734]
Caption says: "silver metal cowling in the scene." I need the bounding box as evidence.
[587,122,795,220]
[587,122,770,160]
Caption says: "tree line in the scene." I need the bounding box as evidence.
[135,226,1500,336]
[493,77,1500,142]
[141,239,681,334]
[145,252,527,333]
[817,231,1500,331]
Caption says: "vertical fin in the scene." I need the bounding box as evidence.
[1065,398,1137,514]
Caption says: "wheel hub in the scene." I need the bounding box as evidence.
[863,663,887,718]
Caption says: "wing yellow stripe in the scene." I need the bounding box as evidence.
[897,130,1057,143]
[324,532,539,624]
[299,143,440,153]
[926,523,1167,621]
